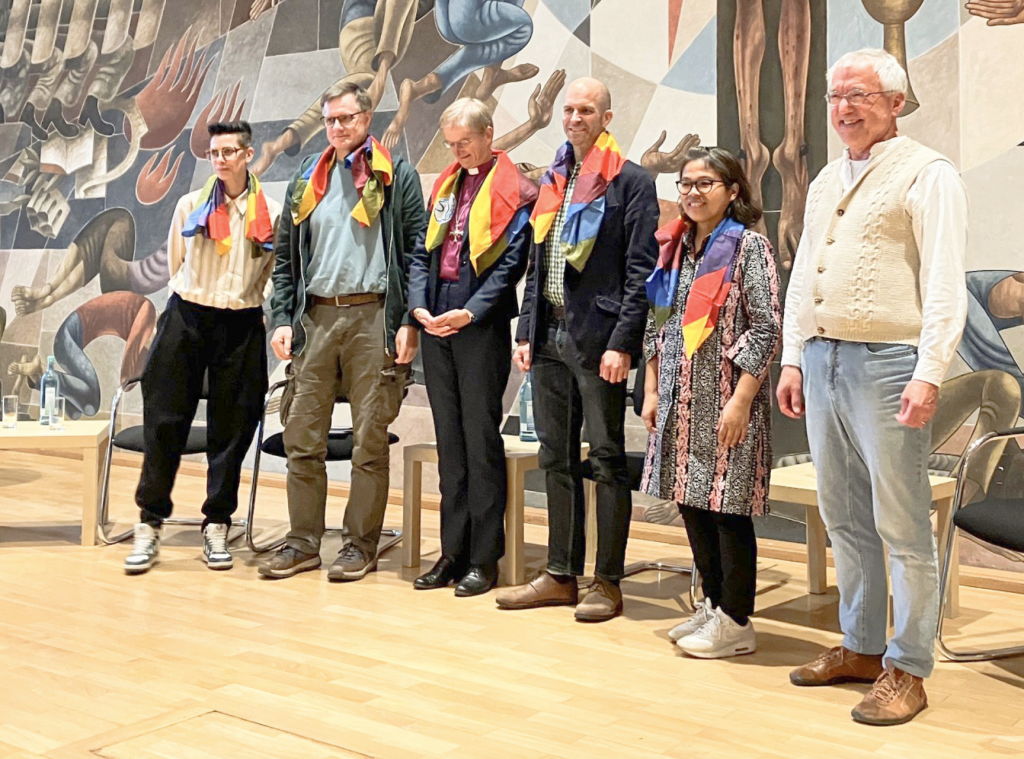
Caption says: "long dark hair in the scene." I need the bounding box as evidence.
[678,146,762,229]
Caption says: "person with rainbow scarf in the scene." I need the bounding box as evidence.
[639,147,781,659]
[125,121,281,575]
[495,78,659,622]
[259,83,426,582]
[407,98,537,597]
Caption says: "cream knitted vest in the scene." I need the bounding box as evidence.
[799,137,950,345]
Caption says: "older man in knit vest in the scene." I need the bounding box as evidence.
[777,48,968,726]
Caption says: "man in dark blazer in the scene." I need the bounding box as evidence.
[407,98,537,597]
[495,77,659,622]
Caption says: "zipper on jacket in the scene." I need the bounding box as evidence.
[383,191,394,357]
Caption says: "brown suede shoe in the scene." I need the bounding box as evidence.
[257,545,321,579]
[851,665,928,726]
[574,578,623,622]
[789,646,884,687]
[495,572,578,610]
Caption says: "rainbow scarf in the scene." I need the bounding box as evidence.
[530,131,625,272]
[182,172,275,257]
[425,151,538,275]
[290,137,393,227]
[646,216,745,358]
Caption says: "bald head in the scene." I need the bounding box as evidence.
[562,77,613,155]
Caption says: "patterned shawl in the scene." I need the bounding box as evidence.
[646,215,746,358]
[425,150,538,275]
[182,172,275,256]
[290,137,393,227]
[529,131,625,272]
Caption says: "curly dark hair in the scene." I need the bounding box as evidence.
[678,146,762,228]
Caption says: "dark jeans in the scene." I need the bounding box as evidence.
[136,295,267,529]
[680,506,758,624]
[532,319,631,581]
[422,314,509,567]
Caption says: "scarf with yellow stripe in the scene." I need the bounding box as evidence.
[290,137,393,227]
[425,150,537,275]
[182,172,275,257]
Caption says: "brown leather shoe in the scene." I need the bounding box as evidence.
[789,646,884,687]
[574,578,623,622]
[851,665,928,726]
[495,572,578,610]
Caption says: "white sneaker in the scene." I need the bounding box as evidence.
[125,523,160,575]
[203,523,233,570]
[668,597,715,642]
[676,607,756,659]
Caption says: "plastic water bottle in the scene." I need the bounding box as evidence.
[40,355,59,426]
[519,373,537,442]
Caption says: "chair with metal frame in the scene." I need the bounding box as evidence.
[937,428,1024,662]
[242,377,403,556]
[96,371,253,544]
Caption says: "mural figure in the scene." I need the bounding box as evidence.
[960,270,1024,400]
[861,0,924,114]
[7,291,155,419]
[966,0,1024,25]
[380,0,538,148]
[11,209,168,317]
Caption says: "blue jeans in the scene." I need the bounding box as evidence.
[802,338,938,678]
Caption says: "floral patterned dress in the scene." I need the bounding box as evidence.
[641,228,782,516]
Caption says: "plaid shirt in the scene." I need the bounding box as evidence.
[542,162,582,307]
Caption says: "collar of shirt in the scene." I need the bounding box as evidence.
[840,134,905,187]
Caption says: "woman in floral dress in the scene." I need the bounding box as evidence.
[641,147,781,659]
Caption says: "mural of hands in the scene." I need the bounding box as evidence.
[966,0,1024,25]
[191,82,246,159]
[526,68,566,131]
[642,131,701,178]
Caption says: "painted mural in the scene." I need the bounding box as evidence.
[1,1,1023,568]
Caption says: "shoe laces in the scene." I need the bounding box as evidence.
[870,669,906,706]
[338,543,363,563]
[205,525,229,553]
[695,609,723,639]
[815,646,846,669]
[132,525,156,553]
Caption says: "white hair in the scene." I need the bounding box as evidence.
[826,48,908,95]
[438,98,493,133]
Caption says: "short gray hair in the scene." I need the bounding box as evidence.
[827,48,908,95]
[321,82,372,113]
[438,98,493,133]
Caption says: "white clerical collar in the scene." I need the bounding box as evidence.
[467,166,480,175]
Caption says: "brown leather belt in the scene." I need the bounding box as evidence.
[310,293,383,308]
[550,305,566,320]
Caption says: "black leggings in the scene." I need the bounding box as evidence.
[680,506,757,625]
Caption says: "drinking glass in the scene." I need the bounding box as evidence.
[2,395,17,429]
[49,396,66,431]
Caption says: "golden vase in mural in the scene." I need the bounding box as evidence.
[861,0,924,115]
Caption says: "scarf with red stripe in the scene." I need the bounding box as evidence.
[182,172,275,257]
[425,151,538,275]
[290,137,393,227]
[646,216,746,358]
[529,131,625,272]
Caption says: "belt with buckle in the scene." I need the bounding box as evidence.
[310,293,384,308]
[550,305,566,320]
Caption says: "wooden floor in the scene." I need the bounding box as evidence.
[2,450,1024,759]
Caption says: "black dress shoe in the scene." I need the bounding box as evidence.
[414,556,462,590]
[454,564,497,597]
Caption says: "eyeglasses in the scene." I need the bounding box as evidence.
[323,111,365,128]
[206,147,244,160]
[676,178,726,195]
[824,90,894,107]
[443,136,480,150]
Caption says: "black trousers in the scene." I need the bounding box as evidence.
[136,295,267,529]
[680,506,758,624]
[532,319,631,581]
[421,314,510,567]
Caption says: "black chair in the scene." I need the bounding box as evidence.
[578,361,698,603]
[937,428,1024,662]
[96,372,249,544]
[243,378,402,555]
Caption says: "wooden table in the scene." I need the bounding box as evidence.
[402,435,589,586]
[769,461,959,617]
[0,420,111,546]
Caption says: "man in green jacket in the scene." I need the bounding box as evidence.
[259,82,426,581]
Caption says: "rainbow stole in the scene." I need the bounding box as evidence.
[529,131,625,272]
[646,216,690,333]
[678,216,746,358]
[290,137,393,227]
[424,151,537,275]
[182,172,275,257]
